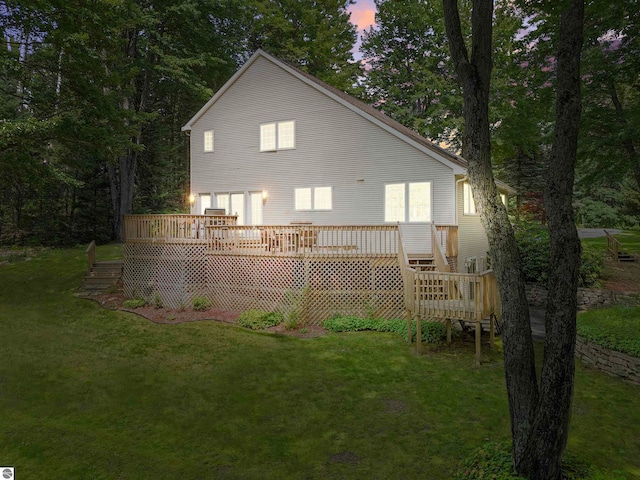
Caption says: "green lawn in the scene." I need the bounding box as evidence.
[578,306,640,358]
[1,246,639,479]
[581,230,640,254]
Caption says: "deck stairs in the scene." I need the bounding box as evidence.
[617,251,635,262]
[77,260,123,296]
[407,253,436,272]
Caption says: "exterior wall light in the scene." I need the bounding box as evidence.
[262,190,268,205]
[189,194,196,206]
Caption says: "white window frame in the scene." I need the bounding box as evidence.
[260,120,296,152]
[203,130,214,153]
[294,186,332,211]
[384,181,432,223]
[215,192,245,225]
[199,194,211,215]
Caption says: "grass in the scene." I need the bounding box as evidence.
[578,306,640,358]
[581,230,640,255]
[0,245,639,479]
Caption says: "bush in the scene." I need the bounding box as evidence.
[122,298,146,309]
[237,309,283,330]
[453,443,624,480]
[453,442,523,480]
[322,316,447,344]
[192,296,212,312]
[514,224,603,287]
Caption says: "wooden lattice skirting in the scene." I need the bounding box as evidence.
[123,244,404,325]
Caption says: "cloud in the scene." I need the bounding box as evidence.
[348,0,377,61]
[348,0,377,32]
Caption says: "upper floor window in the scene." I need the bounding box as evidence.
[204,130,214,152]
[385,182,431,222]
[295,186,332,211]
[260,120,295,151]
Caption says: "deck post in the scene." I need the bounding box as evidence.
[416,315,422,354]
[475,321,482,366]
[446,319,452,345]
[489,314,495,347]
[406,310,412,344]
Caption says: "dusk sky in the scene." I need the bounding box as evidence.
[347,0,377,60]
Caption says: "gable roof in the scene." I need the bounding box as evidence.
[182,49,469,174]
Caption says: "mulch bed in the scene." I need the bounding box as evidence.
[84,286,327,338]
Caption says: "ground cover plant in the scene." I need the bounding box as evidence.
[577,306,640,358]
[324,315,447,343]
[237,309,284,330]
[0,245,639,479]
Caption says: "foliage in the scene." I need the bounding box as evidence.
[577,306,640,358]
[514,224,603,287]
[237,309,283,330]
[192,296,212,312]
[280,288,306,330]
[453,442,524,480]
[122,298,146,309]
[323,315,447,344]
[453,443,627,480]
[246,0,360,93]
[153,293,163,309]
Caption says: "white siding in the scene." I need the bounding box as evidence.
[189,56,457,226]
[456,181,490,273]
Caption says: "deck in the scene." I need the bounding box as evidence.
[122,214,500,358]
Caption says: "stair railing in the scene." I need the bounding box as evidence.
[604,230,621,260]
[431,223,452,272]
[86,240,96,274]
[397,226,416,312]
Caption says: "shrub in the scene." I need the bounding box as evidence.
[122,298,146,309]
[237,310,283,330]
[192,296,212,312]
[453,443,627,480]
[514,223,603,287]
[453,442,522,480]
[153,293,163,309]
[322,316,447,344]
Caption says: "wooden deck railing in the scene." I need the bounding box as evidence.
[605,229,621,259]
[398,227,417,311]
[434,225,458,257]
[123,214,237,243]
[413,270,500,322]
[206,225,399,257]
[431,223,452,272]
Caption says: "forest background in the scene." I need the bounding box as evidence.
[1,0,638,245]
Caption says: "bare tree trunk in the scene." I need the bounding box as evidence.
[444,0,584,478]
[107,148,138,242]
[516,1,584,478]
[442,0,539,460]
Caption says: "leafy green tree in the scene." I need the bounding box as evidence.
[246,0,361,91]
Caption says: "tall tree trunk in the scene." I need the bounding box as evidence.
[108,149,137,241]
[443,0,585,478]
[517,1,584,477]
[442,0,539,460]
